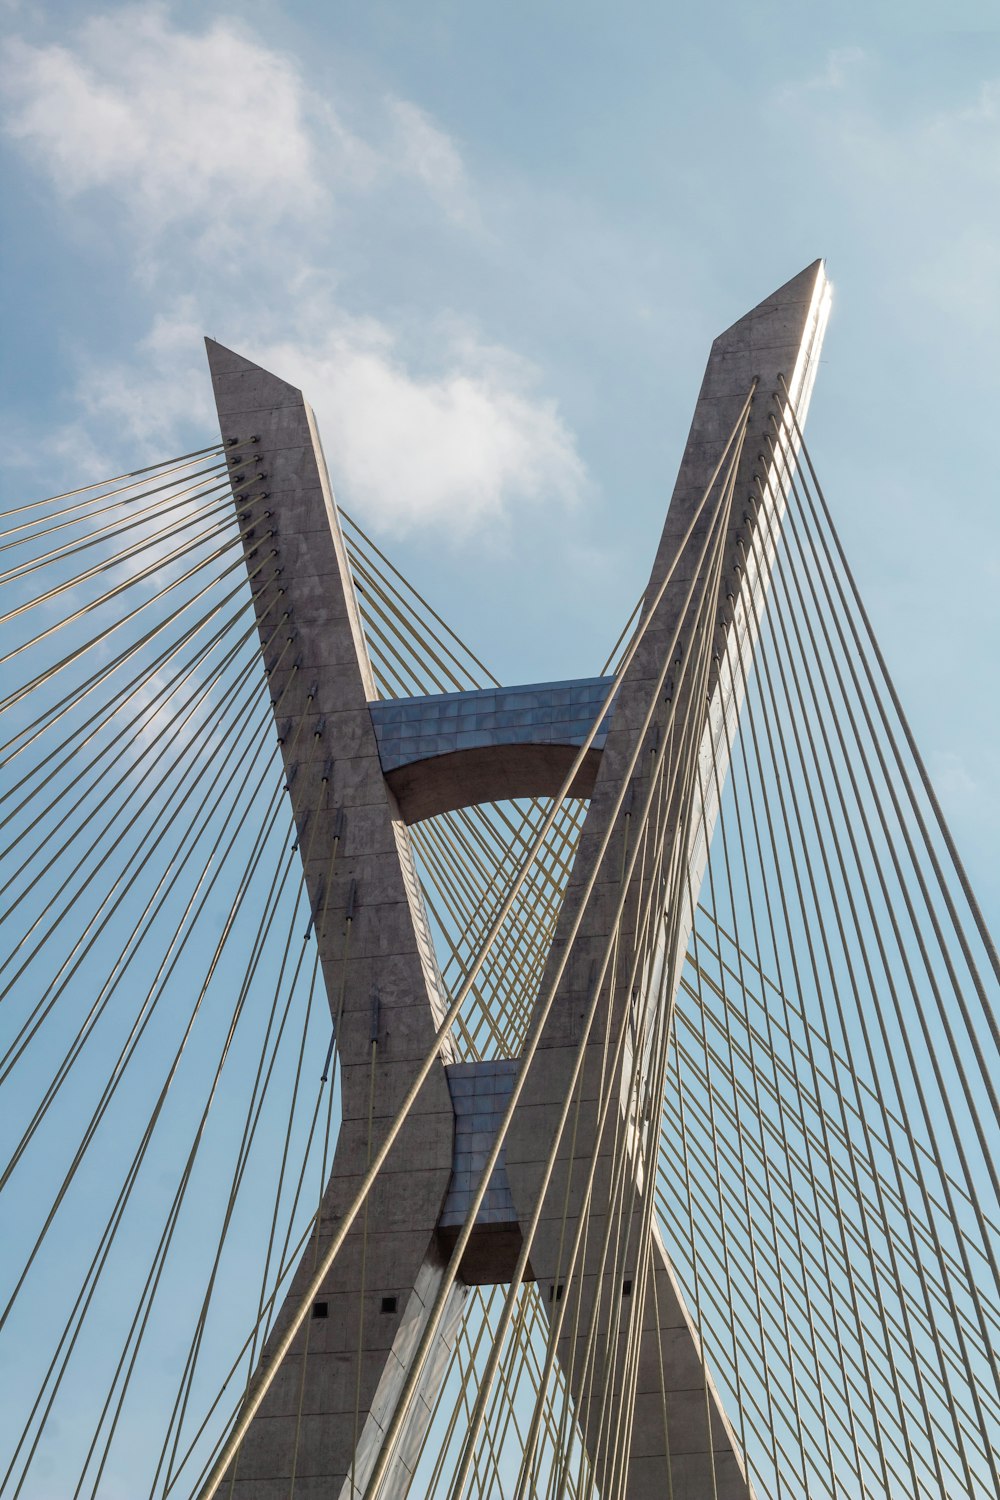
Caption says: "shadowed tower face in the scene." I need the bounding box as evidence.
[205,260,830,1499]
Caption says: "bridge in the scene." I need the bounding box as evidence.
[0,261,997,1499]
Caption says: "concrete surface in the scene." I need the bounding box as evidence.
[204,259,830,1499]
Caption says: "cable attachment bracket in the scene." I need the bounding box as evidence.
[304,878,324,940]
[321,1023,336,1083]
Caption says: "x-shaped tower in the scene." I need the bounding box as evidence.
[205,260,830,1499]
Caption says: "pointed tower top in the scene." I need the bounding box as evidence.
[204,336,307,412]
[707,259,831,436]
[715,259,828,345]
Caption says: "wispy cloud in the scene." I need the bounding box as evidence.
[261,323,585,533]
[82,301,585,534]
[929,748,1000,838]
[780,45,869,97]
[2,5,333,241]
[772,50,1000,336]
[75,302,211,450]
[1,3,586,534]
[386,98,477,226]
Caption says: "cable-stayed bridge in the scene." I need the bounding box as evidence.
[0,261,997,1499]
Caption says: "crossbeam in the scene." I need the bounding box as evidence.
[371,677,614,822]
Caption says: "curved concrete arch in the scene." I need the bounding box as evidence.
[384,741,604,824]
[370,677,615,823]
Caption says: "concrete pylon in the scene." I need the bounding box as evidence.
[205,259,830,1499]
[504,263,830,1499]
[206,345,463,1498]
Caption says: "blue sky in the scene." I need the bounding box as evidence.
[1,0,998,906]
[1,6,999,1494]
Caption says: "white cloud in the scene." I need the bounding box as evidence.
[1,5,332,239]
[773,55,1000,336]
[115,656,222,758]
[785,45,869,96]
[0,4,472,243]
[83,303,585,535]
[76,302,211,453]
[1,4,588,534]
[387,98,475,225]
[266,325,585,533]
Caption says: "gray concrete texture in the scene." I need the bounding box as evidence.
[371,677,614,823]
[204,260,829,1500]
[505,259,830,1499]
[438,1059,519,1230]
[371,678,615,771]
[207,341,458,1500]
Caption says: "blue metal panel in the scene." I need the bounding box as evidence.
[369,676,616,775]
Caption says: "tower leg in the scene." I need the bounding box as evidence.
[207,343,460,1498]
[224,1167,466,1499]
[507,262,830,1498]
[511,1043,750,1499]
